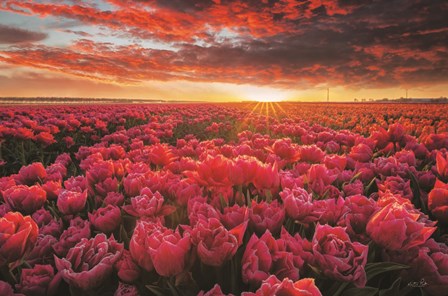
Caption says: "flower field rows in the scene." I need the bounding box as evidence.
[0,102,447,296]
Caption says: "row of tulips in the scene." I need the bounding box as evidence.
[0,103,447,295]
[2,103,447,173]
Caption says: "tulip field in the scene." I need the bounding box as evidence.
[0,102,447,296]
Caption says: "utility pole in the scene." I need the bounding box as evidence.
[406,88,408,99]
[327,88,329,102]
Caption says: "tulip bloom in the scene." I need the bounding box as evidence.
[17,162,47,185]
[114,250,141,283]
[88,205,122,233]
[16,264,60,296]
[3,185,47,215]
[349,143,373,162]
[57,189,88,215]
[129,220,162,272]
[242,275,322,296]
[185,155,233,187]
[428,179,448,222]
[366,202,436,250]
[0,212,38,266]
[189,218,247,267]
[55,234,123,291]
[242,231,277,286]
[147,227,191,277]
[249,200,285,235]
[312,224,368,287]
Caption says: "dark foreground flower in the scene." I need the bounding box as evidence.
[55,234,123,291]
[312,224,368,287]
[15,264,61,296]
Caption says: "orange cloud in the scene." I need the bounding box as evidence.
[0,39,341,87]
[0,0,446,93]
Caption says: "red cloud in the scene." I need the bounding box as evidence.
[0,0,356,42]
[0,39,337,86]
[0,0,446,90]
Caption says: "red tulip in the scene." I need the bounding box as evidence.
[242,275,322,296]
[57,189,87,215]
[242,231,276,286]
[129,220,161,271]
[55,234,123,291]
[249,200,285,235]
[186,155,232,187]
[349,143,373,162]
[0,212,38,266]
[114,249,141,283]
[53,217,91,257]
[312,224,368,287]
[15,264,61,296]
[3,185,47,215]
[428,179,448,222]
[17,162,47,185]
[367,202,436,250]
[436,152,448,181]
[88,204,122,233]
[189,218,247,267]
[147,227,191,276]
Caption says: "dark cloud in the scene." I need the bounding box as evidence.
[0,24,47,44]
[61,29,92,37]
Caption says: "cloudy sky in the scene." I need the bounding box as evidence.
[0,0,447,101]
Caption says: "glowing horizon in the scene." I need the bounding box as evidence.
[0,1,447,101]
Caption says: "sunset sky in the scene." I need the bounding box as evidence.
[0,0,447,102]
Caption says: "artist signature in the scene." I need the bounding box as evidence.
[407,279,428,288]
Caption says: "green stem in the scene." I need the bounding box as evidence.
[230,256,239,294]
[20,141,26,165]
[39,145,44,164]
[214,266,224,288]
[0,264,16,284]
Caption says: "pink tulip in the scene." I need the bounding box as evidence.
[367,202,436,250]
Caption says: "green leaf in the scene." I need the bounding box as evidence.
[372,151,384,159]
[285,217,295,234]
[265,189,272,203]
[146,285,166,296]
[367,241,377,263]
[330,281,350,296]
[167,278,180,296]
[350,172,363,183]
[119,225,130,248]
[307,264,322,277]
[364,177,377,196]
[342,287,378,296]
[408,171,427,213]
[379,277,401,296]
[365,262,409,282]
[219,193,228,209]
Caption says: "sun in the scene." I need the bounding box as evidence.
[255,98,284,102]
[239,85,292,102]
